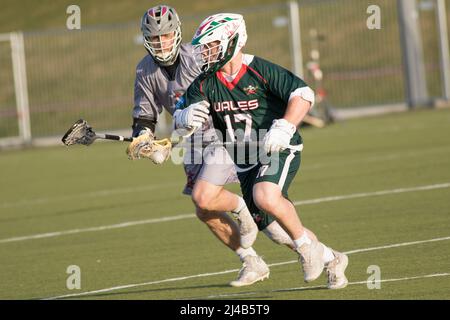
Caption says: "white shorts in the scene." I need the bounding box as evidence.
[182,146,239,195]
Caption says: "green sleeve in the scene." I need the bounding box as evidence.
[254,57,308,104]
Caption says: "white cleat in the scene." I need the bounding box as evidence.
[326,250,349,289]
[229,255,270,287]
[296,240,325,283]
[233,206,258,249]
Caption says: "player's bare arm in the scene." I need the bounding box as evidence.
[283,96,312,127]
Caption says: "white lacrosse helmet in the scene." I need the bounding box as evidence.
[141,5,182,66]
[191,13,247,74]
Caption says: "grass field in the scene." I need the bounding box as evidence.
[0,108,450,300]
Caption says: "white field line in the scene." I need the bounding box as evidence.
[0,214,196,244]
[0,183,180,209]
[262,235,450,267]
[292,182,450,206]
[193,273,450,300]
[1,182,449,244]
[3,143,449,210]
[42,235,450,300]
[302,144,450,171]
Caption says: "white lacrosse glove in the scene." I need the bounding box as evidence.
[173,100,210,131]
[262,119,297,154]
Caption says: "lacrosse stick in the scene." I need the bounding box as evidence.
[62,119,133,146]
[62,119,195,148]
[62,119,302,152]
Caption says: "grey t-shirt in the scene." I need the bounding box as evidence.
[133,43,201,121]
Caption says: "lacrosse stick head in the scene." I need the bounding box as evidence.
[61,119,97,146]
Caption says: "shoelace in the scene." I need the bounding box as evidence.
[326,258,338,284]
[299,251,312,266]
[327,269,337,284]
[237,265,246,278]
[238,263,259,282]
[237,259,251,278]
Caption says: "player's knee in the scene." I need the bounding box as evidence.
[253,184,281,213]
[192,180,222,211]
[192,187,214,211]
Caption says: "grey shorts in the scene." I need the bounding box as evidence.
[182,146,239,195]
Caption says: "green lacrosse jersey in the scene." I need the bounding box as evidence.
[176,54,308,168]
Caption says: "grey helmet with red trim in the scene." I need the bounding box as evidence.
[191,13,247,75]
[141,5,182,66]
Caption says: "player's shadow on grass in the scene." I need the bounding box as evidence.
[53,283,233,300]
[46,283,327,300]
[183,285,328,300]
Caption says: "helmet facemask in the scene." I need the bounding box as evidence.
[141,5,182,66]
[143,29,182,65]
[193,33,240,75]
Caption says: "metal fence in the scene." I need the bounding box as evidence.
[0,0,449,147]
[301,0,406,108]
[0,35,17,140]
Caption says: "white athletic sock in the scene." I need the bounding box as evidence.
[231,196,246,214]
[293,232,312,249]
[236,247,257,261]
[321,243,335,264]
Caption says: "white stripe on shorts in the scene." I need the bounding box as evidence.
[278,149,296,190]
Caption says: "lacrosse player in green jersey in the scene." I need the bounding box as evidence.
[174,13,348,289]
[126,5,300,287]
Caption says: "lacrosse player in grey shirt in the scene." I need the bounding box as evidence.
[126,5,284,286]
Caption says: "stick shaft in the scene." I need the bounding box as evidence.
[97,133,133,142]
